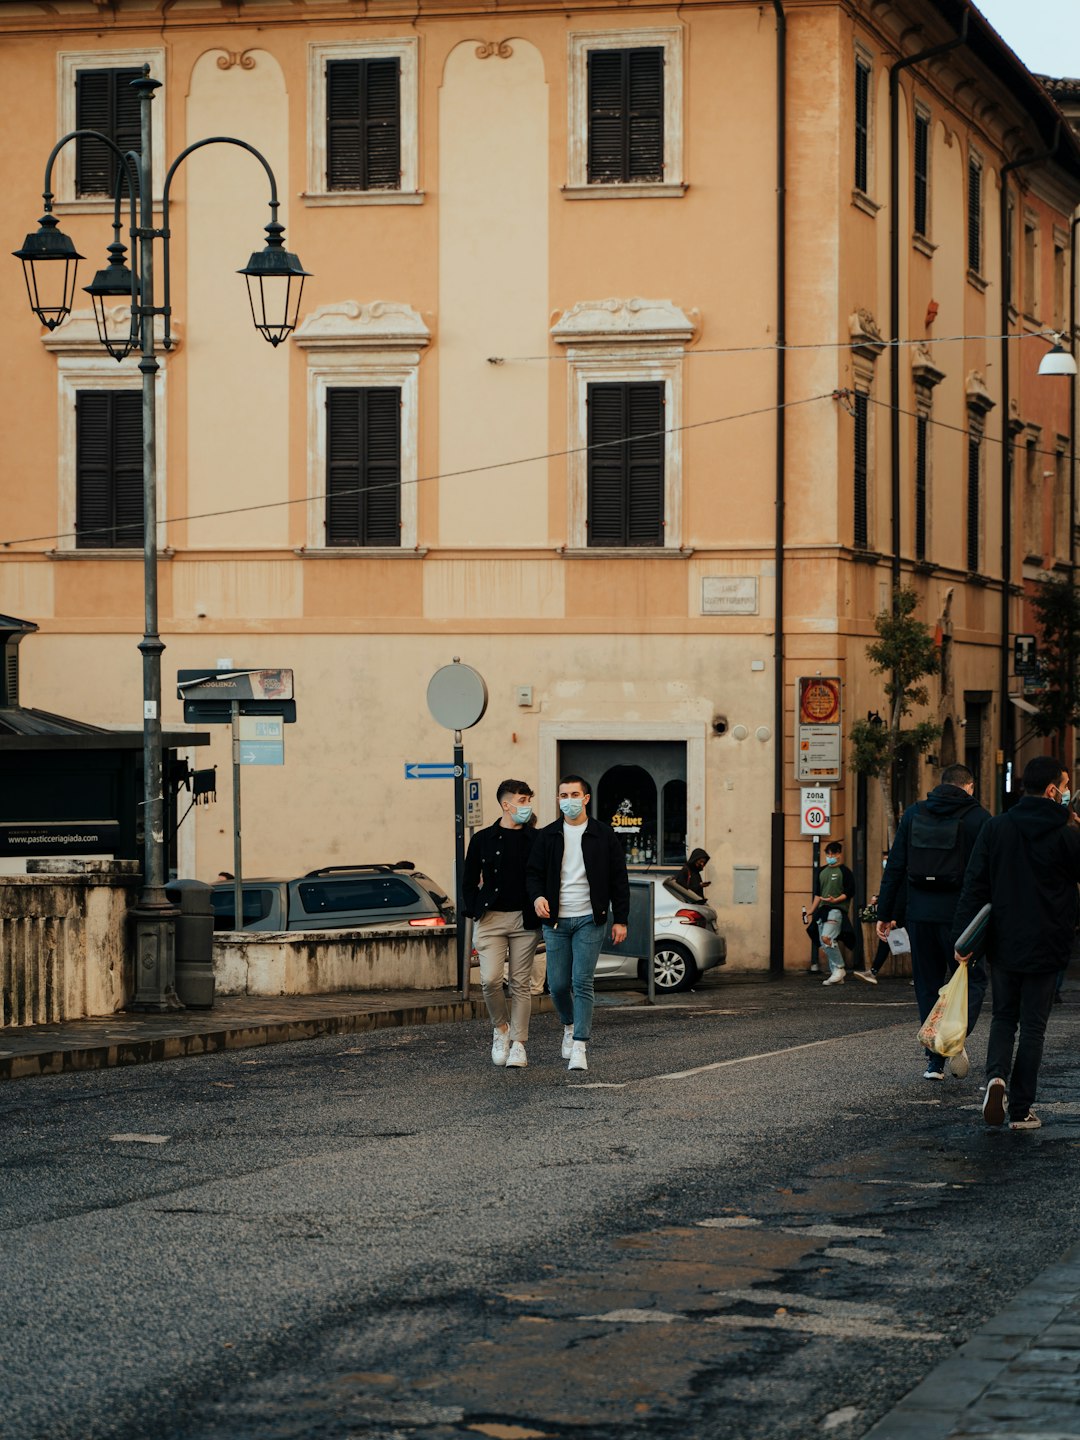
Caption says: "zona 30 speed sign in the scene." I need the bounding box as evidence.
[800,786,831,836]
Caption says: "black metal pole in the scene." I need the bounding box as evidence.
[809,834,820,972]
[769,0,787,978]
[130,69,180,1011]
[454,731,467,996]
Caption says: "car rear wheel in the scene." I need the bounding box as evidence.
[642,941,699,993]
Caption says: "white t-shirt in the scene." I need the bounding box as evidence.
[559,821,592,917]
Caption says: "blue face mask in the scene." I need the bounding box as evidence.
[1060,789,1071,808]
[512,804,533,824]
[825,855,840,865]
[559,798,584,820]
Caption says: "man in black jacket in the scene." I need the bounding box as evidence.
[526,775,629,1074]
[877,763,990,1080]
[953,754,1080,1130]
[462,779,540,1070]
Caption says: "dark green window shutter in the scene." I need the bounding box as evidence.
[586,382,664,547]
[914,414,928,561]
[326,58,401,190]
[75,391,143,549]
[967,158,982,273]
[587,48,663,184]
[966,435,980,572]
[854,59,870,193]
[913,112,929,237]
[853,392,869,549]
[76,67,142,197]
[326,388,402,547]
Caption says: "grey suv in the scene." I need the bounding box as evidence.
[210,863,453,932]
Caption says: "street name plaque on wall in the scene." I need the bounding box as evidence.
[701,576,758,615]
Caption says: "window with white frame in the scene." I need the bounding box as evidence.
[551,299,693,550]
[44,349,168,554]
[55,49,165,212]
[566,29,684,197]
[306,38,420,205]
[292,301,428,551]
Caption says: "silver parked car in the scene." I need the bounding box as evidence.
[595,876,726,993]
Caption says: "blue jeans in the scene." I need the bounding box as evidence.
[542,914,606,1041]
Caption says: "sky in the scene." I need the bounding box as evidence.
[972,1,1080,78]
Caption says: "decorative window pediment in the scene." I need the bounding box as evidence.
[848,309,885,362]
[911,342,945,390]
[292,300,430,353]
[966,370,996,415]
[551,297,696,347]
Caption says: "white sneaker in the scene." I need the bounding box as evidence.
[560,1025,574,1060]
[505,1041,527,1068]
[822,973,845,986]
[491,1028,510,1066]
[950,1047,970,1079]
[568,1041,588,1072]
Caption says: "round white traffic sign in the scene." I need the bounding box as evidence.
[803,805,829,833]
[427,660,488,731]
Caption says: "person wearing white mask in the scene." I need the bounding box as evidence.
[462,779,541,1070]
[526,775,629,1073]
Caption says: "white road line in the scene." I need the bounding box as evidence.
[653,1024,906,1081]
[108,1133,170,1144]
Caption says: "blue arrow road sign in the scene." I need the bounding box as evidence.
[404,762,471,780]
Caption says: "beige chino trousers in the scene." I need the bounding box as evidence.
[475,908,539,1043]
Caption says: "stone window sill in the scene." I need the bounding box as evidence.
[300,191,424,207]
[561,182,687,200]
[851,190,882,217]
[912,234,937,257]
[967,270,990,293]
[294,546,427,558]
[46,548,175,559]
[557,546,693,559]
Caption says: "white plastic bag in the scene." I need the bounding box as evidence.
[886,926,911,955]
[916,964,969,1057]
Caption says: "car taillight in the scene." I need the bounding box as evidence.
[676,908,708,927]
[409,916,448,927]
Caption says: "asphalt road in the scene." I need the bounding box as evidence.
[2,971,1079,1440]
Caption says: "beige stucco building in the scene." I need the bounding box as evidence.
[0,0,1077,970]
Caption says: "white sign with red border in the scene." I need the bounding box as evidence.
[800,786,832,836]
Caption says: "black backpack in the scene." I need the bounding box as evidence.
[906,806,965,891]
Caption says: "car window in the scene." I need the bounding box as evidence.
[296,876,421,915]
[211,887,275,929]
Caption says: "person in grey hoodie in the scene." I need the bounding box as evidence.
[953,754,1080,1130]
[876,763,991,1080]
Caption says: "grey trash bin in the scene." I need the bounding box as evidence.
[165,879,216,1009]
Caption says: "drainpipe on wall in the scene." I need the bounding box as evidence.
[769,0,787,976]
[888,14,969,597]
[1070,213,1078,776]
[998,124,1062,805]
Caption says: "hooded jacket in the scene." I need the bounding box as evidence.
[877,784,990,927]
[952,796,1080,973]
[672,848,711,900]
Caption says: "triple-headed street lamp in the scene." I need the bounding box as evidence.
[13,66,310,1010]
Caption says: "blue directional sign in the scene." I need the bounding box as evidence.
[404,761,471,780]
[239,716,284,766]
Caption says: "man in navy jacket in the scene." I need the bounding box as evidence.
[877,763,990,1080]
[953,754,1080,1130]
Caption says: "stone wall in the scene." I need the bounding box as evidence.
[213,927,457,996]
[0,861,139,1026]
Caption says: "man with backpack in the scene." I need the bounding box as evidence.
[952,755,1080,1130]
[876,764,991,1080]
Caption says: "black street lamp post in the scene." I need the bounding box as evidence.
[13,67,309,1010]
